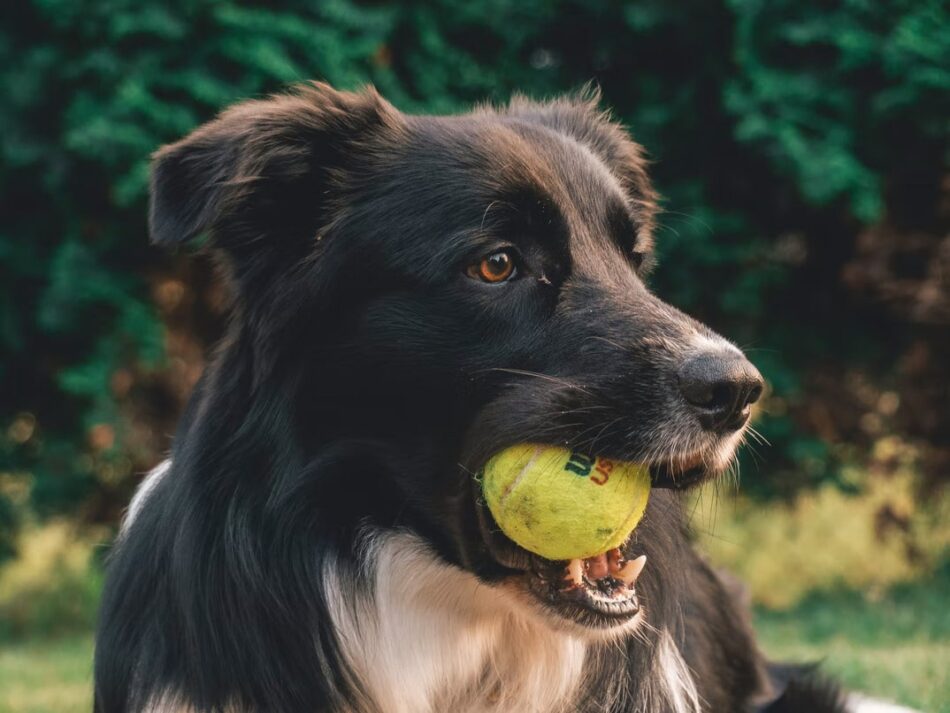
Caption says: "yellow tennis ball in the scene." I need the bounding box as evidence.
[481,444,650,561]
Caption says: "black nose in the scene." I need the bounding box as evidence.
[677,352,764,432]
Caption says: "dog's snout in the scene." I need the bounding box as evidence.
[677,352,764,432]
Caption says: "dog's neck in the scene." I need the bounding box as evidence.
[325,530,699,713]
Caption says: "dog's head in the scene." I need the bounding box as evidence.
[151,83,762,637]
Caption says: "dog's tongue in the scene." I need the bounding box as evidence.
[563,548,647,588]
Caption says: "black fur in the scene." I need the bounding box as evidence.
[95,83,847,713]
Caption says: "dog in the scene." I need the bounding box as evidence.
[95,83,906,713]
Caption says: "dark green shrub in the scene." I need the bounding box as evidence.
[1,0,946,554]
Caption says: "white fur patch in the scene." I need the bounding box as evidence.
[653,630,702,713]
[324,530,588,713]
[122,459,171,534]
[847,694,922,713]
[325,529,701,713]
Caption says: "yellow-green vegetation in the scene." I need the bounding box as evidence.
[693,441,950,608]
[0,521,105,640]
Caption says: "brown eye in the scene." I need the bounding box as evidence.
[467,251,516,283]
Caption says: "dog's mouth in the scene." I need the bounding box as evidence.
[475,498,646,629]
[527,545,647,627]
[473,447,728,630]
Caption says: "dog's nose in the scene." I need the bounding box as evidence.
[677,352,764,432]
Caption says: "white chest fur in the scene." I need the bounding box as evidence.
[324,531,590,713]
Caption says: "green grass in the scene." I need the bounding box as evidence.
[0,636,92,713]
[754,572,949,712]
[1,577,946,712]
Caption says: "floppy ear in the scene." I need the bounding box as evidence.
[505,88,658,251]
[149,83,401,290]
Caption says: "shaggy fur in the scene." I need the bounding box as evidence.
[96,83,862,713]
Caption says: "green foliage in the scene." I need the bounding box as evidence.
[0,1,947,550]
[728,0,950,222]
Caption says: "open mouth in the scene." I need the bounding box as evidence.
[528,545,647,623]
[476,496,647,628]
[474,447,725,628]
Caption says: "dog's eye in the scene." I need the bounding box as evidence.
[466,251,517,283]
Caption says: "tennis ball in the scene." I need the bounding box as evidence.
[480,444,651,561]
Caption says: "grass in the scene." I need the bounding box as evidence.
[0,577,946,712]
[754,572,949,712]
[0,636,92,713]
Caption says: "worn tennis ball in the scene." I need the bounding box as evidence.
[480,444,651,561]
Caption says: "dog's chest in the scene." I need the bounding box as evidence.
[328,532,589,713]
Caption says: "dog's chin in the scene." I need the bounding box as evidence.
[471,434,743,636]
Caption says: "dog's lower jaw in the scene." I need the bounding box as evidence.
[323,528,701,713]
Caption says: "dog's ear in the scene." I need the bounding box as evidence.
[505,87,658,251]
[149,83,402,288]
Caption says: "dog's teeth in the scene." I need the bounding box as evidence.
[616,555,647,586]
[607,548,624,574]
[586,553,609,580]
[563,558,585,588]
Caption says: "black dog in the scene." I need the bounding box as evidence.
[96,83,859,712]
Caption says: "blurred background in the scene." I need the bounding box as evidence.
[0,1,947,710]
